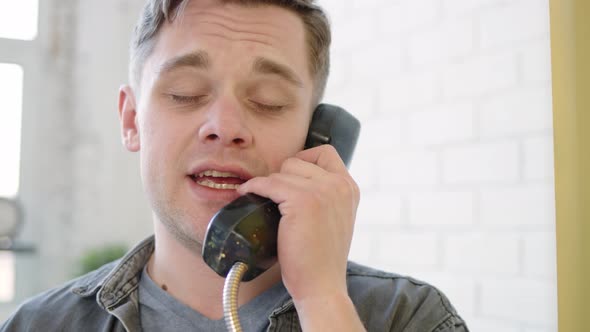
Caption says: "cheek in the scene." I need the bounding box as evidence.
[259,120,309,172]
[139,114,182,177]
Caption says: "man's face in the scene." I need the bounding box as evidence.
[128,0,314,251]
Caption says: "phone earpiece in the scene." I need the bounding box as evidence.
[305,104,361,167]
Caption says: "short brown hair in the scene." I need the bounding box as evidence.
[129,0,331,104]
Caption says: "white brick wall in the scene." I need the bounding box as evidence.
[321,0,557,330]
[479,87,553,137]
[407,103,474,145]
[524,135,555,180]
[442,53,519,99]
[376,231,440,271]
[408,191,474,226]
[442,142,520,183]
[523,232,557,279]
[479,0,550,49]
[445,232,520,275]
[407,17,474,66]
[480,278,556,325]
[480,184,555,227]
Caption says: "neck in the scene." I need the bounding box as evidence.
[148,221,282,319]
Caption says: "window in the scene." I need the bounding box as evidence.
[0,64,24,199]
[0,253,15,301]
[0,0,39,40]
[0,0,39,303]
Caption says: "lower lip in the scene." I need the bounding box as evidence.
[186,176,242,202]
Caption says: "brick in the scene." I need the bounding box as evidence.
[523,135,555,180]
[479,87,553,137]
[407,103,474,145]
[350,115,403,189]
[411,273,477,317]
[480,184,556,227]
[375,232,439,271]
[323,52,351,91]
[355,116,403,152]
[522,327,558,332]
[350,41,405,80]
[480,278,557,325]
[355,192,402,226]
[330,11,378,52]
[408,191,474,226]
[350,0,393,12]
[442,142,519,184]
[348,228,374,264]
[480,0,550,49]
[442,53,518,99]
[442,0,503,17]
[379,71,439,111]
[521,40,553,84]
[349,158,378,191]
[323,80,380,123]
[407,17,474,66]
[378,150,438,186]
[523,232,557,279]
[377,0,440,35]
[445,233,520,275]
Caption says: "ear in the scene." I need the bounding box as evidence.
[118,85,140,152]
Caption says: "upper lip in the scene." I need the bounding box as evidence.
[188,163,254,181]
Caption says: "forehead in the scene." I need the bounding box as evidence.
[145,0,310,82]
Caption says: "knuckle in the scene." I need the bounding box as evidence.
[321,144,337,154]
[280,157,299,173]
[266,173,282,186]
[336,175,360,203]
[319,173,352,199]
[306,191,323,209]
[350,178,360,202]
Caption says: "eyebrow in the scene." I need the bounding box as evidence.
[157,51,303,88]
[252,57,303,88]
[158,51,211,74]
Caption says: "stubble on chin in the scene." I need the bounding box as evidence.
[154,200,204,254]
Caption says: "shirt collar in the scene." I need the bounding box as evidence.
[70,235,155,309]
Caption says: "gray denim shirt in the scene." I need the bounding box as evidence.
[1,236,468,331]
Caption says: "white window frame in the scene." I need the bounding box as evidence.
[0,4,42,316]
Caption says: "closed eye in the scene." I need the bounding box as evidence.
[249,100,285,112]
[169,94,208,104]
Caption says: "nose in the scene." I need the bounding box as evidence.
[198,99,253,148]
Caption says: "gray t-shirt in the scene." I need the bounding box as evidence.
[138,266,291,331]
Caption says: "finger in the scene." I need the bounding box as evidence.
[295,144,348,174]
[237,173,312,204]
[280,157,327,179]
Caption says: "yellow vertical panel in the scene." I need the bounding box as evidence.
[549,0,590,331]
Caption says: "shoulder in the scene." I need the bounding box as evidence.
[346,261,469,332]
[1,261,118,331]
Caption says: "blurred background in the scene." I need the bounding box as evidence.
[0,0,557,331]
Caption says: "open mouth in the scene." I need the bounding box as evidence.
[189,170,246,190]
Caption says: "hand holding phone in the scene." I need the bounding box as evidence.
[237,144,360,301]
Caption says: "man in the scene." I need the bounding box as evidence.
[2,0,468,331]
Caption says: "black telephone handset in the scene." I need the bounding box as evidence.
[202,104,360,281]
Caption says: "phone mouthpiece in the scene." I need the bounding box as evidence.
[202,194,280,281]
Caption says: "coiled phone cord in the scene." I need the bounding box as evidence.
[223,262,249,332]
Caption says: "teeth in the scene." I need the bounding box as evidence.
[196,179,240,190]
[197,170,240,178]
